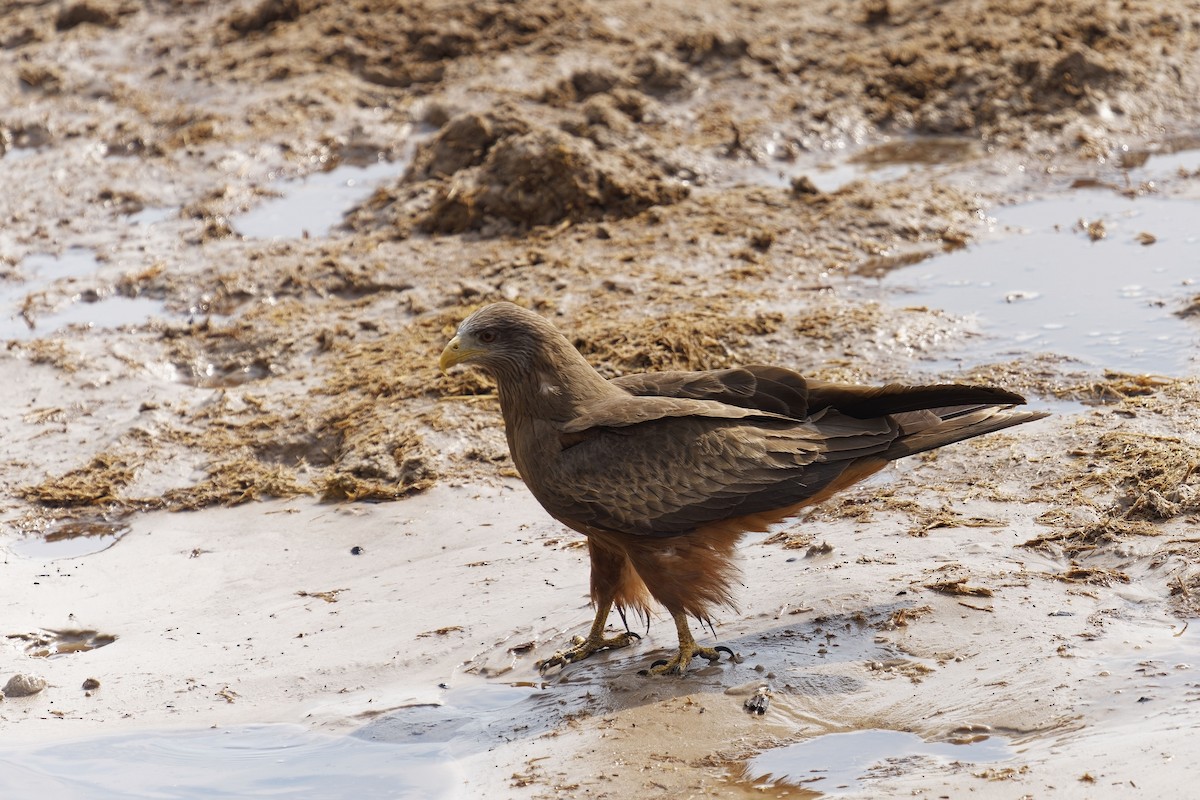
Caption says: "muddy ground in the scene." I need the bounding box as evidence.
[3,0,1200,797]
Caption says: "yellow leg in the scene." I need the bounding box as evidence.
[646,612,735,676]
[536,600,640,672]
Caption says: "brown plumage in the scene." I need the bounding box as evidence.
[439,302,1048,675]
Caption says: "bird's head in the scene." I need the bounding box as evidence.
[439,302,563,377]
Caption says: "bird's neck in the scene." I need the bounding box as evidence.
[494,341,618,425]
[491,338,620,495]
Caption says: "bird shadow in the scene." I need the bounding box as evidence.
[351,601,913,756]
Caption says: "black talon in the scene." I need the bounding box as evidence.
[627,631,642,641]
[621,608,650,636]
[650,658,669,669]
[715,645,735,658]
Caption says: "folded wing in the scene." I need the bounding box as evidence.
[537,366,1046,537]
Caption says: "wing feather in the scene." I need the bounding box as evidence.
[537,414,898,536]
[561,394,792,433]
[611,365,809,418]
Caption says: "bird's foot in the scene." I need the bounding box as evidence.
[644,643,736,677]
[536,630,641,672]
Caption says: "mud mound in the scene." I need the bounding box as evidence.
[355,111,688,235]
[420,125,687,233]
[409,112,532,180]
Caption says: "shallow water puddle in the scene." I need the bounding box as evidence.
[8,518,130,560]
[127,205,175,226]
[0,725,457,799]
[234,159,405,239]
[8,628,117,658]
[881,191,1200,374]
[745,728,1013,795]
[2,249,164,340]
[1120,136,1200,174]
[354,682,549,750]
[0,683,542,798]
[1132,147,1200,176]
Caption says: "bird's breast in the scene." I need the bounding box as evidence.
[504,415,566,488]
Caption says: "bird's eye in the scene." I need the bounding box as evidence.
[478,329,497,344]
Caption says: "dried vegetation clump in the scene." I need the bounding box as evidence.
[1089,431,1200,520]
[964,361,1174,406]
[321,306,493,400]
[18,402,436,517]
[18,318,443,518]
[161,458,313,510]
[1019,382,1200,585]
[18,452,135,508]
[1023,517,1162,560]
[570,310,783,375]
[923,577,995,597]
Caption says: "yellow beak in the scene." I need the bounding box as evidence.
[439,335,478,374]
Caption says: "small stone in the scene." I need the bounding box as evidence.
[4,674,48,697]
[82,677,101,691]
[790,175,820,196]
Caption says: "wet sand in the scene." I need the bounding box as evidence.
[3,1,1200,796]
